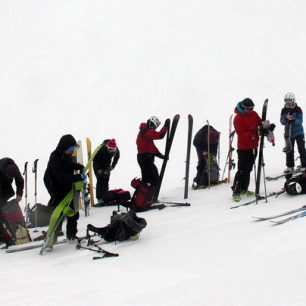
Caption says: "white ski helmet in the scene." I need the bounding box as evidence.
[284,92,296,108]
[148,116,161,129]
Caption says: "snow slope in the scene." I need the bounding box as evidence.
[1,1,306,305]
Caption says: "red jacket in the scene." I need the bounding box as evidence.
[136,123,168,154]
[234,108,262,150]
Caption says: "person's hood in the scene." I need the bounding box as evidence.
[139,122,149,130]
[55,134,77,153]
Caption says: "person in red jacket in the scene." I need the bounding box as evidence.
[232,98,262,202]
[136,116,169,188]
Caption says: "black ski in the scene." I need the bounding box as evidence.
[230,189,284,209]
[184,114,193,199]
[253,205,306,221]
[266,169,303,181]
[255,99,268,203]
[154,114,180,202]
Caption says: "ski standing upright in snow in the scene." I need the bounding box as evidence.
[255,99,268,203]
[23,161,30,225]
[221,115,235,183]
[32,159,39,232]
[154,114,180,203]
[86,137,95,206]
[184,114,193,199]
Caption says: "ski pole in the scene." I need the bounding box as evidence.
[261,154,268,202]
[251,128,257,198]
[32,159,39,232]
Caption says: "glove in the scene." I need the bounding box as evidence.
[268,123,276,131]
[156,152,168,160]
[285,114,295,124]
[261,120,271,129]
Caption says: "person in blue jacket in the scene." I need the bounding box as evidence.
[280,92,306,173]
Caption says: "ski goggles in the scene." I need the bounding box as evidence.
[67,144,79,153]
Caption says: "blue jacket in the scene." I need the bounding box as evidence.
[280,105,304,139]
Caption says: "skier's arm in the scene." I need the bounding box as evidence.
[145,126,168,140]
[111,149,120,169]
[14,167,24,198]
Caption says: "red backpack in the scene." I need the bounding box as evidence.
[130,178,156,211]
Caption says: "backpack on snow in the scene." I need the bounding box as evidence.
[284,175,306,195]
[129,178,156,212]
[197,154,220,186]
[87,210,147,242]
[27,203,52,228]
[0,199,31,246]
[102,189,131,206]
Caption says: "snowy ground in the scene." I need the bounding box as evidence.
[1,1,306,305]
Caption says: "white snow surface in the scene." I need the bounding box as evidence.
[1,1,306,305]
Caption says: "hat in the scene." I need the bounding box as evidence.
[107,139,117,150]
[241,98,255,109]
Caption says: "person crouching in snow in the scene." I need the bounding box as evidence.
[93,139,120,204]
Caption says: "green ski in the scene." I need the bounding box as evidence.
[40,144,102,255]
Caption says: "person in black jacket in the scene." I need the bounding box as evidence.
[0,158,24,206]
[193,124,219,188]
[93,139,120,203]
[44,134,84,241]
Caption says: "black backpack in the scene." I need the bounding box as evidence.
[87,210,147,242]
[27,203,52,228]
[284,175,306,195]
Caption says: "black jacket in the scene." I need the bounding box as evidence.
[0,158,24,204]
[44,135,83,201]
[93,140,120,175]
[193,125,219,155]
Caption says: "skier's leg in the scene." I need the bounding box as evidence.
[286,138,296,168]
[296,135,306,167]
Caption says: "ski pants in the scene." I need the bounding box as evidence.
[286,135,306,168]
[48,196,79,239]
[95,173,110,201]
[232,149,256,195]
[137,153,160,188]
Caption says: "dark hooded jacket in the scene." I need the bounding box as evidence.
[0,158,24,204]
[44,134,83,201]
[93,139,120,175]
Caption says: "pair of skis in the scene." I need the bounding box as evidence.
[154,114,180,203]
[253,205,306,225]
[230,189,285,209]
[23,159,39,231]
